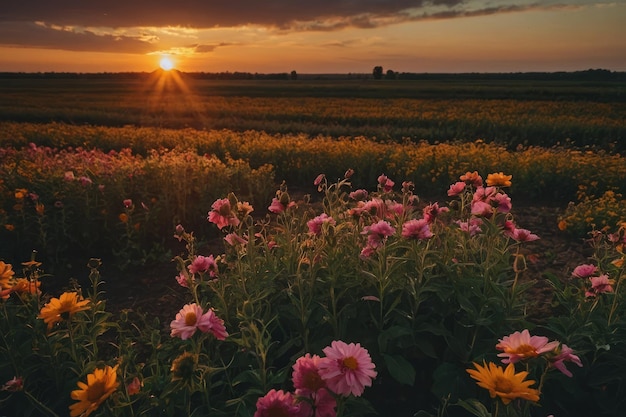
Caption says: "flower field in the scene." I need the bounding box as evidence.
[1,165,626,416]
[1,76,626,416]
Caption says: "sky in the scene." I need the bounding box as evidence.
[0,0,625,73]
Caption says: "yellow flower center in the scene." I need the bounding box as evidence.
[87,380,107,402]
[342,356,358,370]
[505,343,537,358]
[184,312,197,326]
[494,375,515,394]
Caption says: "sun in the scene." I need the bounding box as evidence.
[159,56,175,71]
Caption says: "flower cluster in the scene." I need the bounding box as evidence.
[254,340,377,417]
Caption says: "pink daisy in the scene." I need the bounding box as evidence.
[170,303,228,340]
[254,389,304,417]
[362,220,395,248]
[317,340,377,397]
[508,228,540,242]
[447,181,466,197]
[496,330,559,364]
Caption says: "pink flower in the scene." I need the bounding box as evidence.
[79,176,93,187]
[385,200,404,218]
[349,189,369,201]
[1,376,23,392]
[197,308,228,340]
[585,274,615,297]
[175,272,192,288]
[362,220,395,248]
[423,202,449,224]
[254,389,304,417]
[317,340,377,397]
[298,388,337,417]
[496,330,560,364]
[307,213,336,236]
[225,232,248,246]
[572,264,597,278]
[170,304,227,340]
[456,218,483,236]
[460,171,483,187]
[493,192,512,213]
[508,228,540,242]
[314,174,325,186]
[471,200,493,217]
[123,199,133,208]
[170,304,209,340]
[268,197,284,213]
[377,174,394,192]
[188,255,218,276]
[447,181,466,196]
[127,377,142,396]
[550,344,583,377]
[208,198,240,229]
[292,354,328,396]
[64,171,75,181]
[401,219,433,240]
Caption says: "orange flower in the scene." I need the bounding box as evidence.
[11,278,41,296]
[486,172,512,187]
[38,292,90,329]
[467,361,540,405]
[118,213,129,223]
[0,261,15,290]
[69,365,119,417]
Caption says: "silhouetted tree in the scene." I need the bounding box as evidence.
[373,66,383,80]
[385,69,396,80]
[290,70,298,80]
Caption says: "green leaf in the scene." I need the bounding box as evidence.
[382,353,415,386]
[455,398,492,417]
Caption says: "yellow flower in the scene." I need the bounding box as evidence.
[467,361,540,405]
[38,292,90,330]
[69,365,119,417]
[0,261,15,290]
[486,172,512,187]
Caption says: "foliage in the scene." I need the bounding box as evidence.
[558,187,626,239]
[2,171,624,416]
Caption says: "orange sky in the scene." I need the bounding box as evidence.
[1,1,624,73]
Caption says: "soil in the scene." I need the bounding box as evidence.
[98,202,591,327]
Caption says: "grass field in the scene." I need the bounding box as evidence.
[1,73,625,151]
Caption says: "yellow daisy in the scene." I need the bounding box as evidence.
[69,365,119,417]
[0,261,15,290]
[486,172,513,187]
[38,292,90,329]
[467,361,540,405]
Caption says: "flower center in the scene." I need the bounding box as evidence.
[303,370,325,391]
[494,375,515,394]
[87,380,106,402]
[342,356,358,370]
[184,312,197,326]
[505,343,537,358]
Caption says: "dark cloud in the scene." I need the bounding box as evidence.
[192,43,234,53]
[0,22,153,53]
[1,1,465,28]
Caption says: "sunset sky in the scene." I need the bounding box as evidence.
[1,1,624,74]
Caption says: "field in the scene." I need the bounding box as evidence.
[1,73,626,417]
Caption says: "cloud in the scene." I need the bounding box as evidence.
[0,1,548,29]
[0,1,598,54]
[0,21,154,53]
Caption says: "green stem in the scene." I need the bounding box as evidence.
[24,390,61,417]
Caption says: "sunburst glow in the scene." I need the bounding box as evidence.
[159,56,174,71]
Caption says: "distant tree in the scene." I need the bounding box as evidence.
[373,66,383,80]
[290,70,298,80]
[385,69,396,80]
